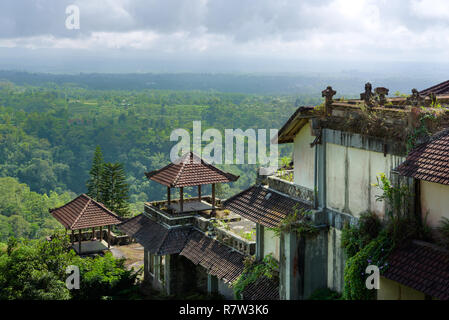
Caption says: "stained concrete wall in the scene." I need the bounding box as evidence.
[327,227,345,292]
[326,143,404,218]
[218,279,235,299]
[421,180,449,228]
[377,277,426,300]
[303,229,328,299]
[263,228,280,261]
[293,122,315,189]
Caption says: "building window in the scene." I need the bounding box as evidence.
[159,256,165,282]
[148,253,154,275]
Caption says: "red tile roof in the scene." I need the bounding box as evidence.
[180,230,245,284]
[223,185,312,228]
[420,80,449,96]
[242,276,279,300]
[118,215,246,283]
[397,129,449,185]
[383,240,449,300]
[117,214,191,255]
[145,152,239,187]
[50,194,122,230]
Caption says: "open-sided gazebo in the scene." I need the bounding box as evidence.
[144,152,239,213]
[49,194,122,254]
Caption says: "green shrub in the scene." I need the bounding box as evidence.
[308,288,341,300]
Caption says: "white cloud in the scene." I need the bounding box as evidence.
[1,0,449,63]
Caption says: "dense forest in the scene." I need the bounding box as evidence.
[0,75,323,242]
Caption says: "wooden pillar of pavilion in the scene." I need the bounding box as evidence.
[71,229,74,246]
[180,187,184,213]
[212,183,216,208]
[107,225,111,249]
[92,227,95,239]
[198,185,201,201]
[167,187,171,205]
[78,229,82,254]
[99,226,103,241]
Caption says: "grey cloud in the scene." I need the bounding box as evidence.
[0,0,433,40]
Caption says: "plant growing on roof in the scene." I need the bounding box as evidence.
[268,206,318,238]
[232,253,279,300]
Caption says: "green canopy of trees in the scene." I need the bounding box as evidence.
[0,233,141,300]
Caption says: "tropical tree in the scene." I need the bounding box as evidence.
[86,146,104,201]
[100,162,130,217]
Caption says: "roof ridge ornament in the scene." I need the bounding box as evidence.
[374,87,389,106]
[406,88,425,107]
[321,86,336,115]
[360,82,374,107]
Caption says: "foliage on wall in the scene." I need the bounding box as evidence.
[342,174,431,300]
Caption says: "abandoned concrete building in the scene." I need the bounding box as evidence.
[224,80,449,300]
[114,80,449,300]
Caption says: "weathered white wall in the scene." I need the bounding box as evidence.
[377,277,425,300]
[421,181,449,228]
[327,227,345,291]
[263,228,280,261]
[293,123,315,189]
[326,143,404,218]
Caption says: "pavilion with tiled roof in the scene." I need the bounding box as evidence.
[50,193,122,254]
[145,151,239,213]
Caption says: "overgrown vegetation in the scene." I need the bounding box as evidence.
[342,173,431,300]
[0,232,142,300]
[232,254,279,300]
[268,207,318,238]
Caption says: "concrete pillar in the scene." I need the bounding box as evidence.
[78,229,82,254]
[256,224,264,261]
[180,187,184,213]
[207,274,218,294]
[143,248,149,283]
[317,129,327,209]
[280,231,300,300]
[165,255,171,295]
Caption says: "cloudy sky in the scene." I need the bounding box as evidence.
[2,0,449,73]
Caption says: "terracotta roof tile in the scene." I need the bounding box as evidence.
[180,230,245,283]
[145,152,239,187]
[242,276,279,300]
[50,194,122,230]
[223,184,312,228]
[397,129,449,185]
[117,214,191,255]
[420,80,449,96]
[383,240,449,300]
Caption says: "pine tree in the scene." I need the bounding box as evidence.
[100,162,130,217]
[86,146,104,201]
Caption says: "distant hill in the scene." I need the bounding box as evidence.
[0,70,444,97]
